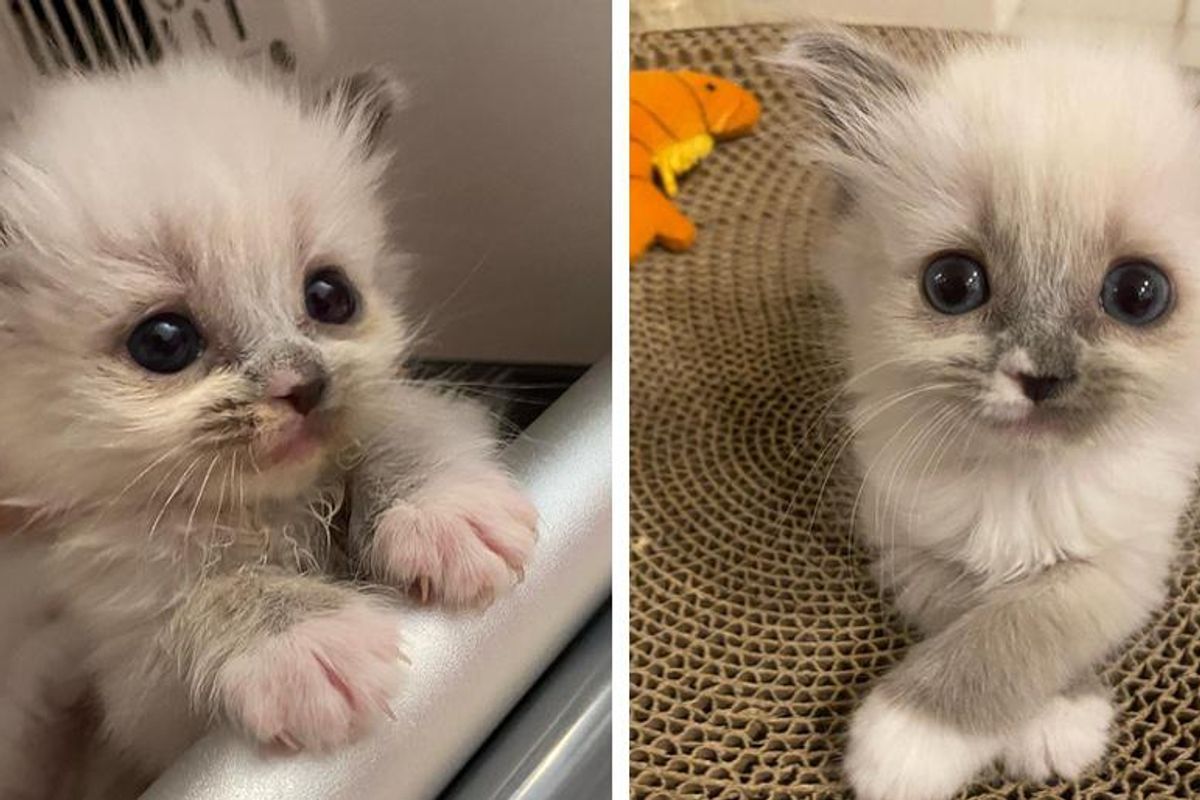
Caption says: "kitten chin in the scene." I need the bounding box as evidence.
[780,27,1200,800]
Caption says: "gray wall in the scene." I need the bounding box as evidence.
[318,1,611,365]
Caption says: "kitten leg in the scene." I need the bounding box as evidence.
[877,546,983,635]
[846,549,1164,800]
[0,616,91,800]
[999,674,1112,782]
[166,569,404,751]
[349,384,537,607]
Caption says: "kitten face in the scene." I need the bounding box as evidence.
[785,32,1200,449]
[0,61,408,507]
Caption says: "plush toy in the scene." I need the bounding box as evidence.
[630,69,760,262]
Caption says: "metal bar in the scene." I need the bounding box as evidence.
[83,0,121,65]
[40,0,79,70]
[111,0,148,63]
[440,604,612,800]
[2,0,45,76]
[60,0,101,69]
[14,0,57,73]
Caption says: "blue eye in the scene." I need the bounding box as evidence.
[127,313,203,374]
[1101,260,1171,326]
[922,254,989,315]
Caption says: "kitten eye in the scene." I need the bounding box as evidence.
[127,313,203,374]
[922,254,989,315]
[1101,260,1171,326]
[304,268,357,324]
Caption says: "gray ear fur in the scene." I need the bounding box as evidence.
[773,27,916,161]
[323,67,405,155]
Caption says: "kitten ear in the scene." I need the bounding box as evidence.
[773,27,916,162]
[322,67,406,156]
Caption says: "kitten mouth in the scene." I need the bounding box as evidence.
[257,415,327,466]
[980,406,1068,437]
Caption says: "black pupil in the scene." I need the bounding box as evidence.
[305,271,356,324]
[128,314,200,374]
[1111,268,1158,317]
[705,83,716,91]
[924,255,987,314]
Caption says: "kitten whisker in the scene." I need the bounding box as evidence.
[797,382,955,549]
[185,454,222,542]
[102,442,190,513]
[877,403,958,592]
[147,456,203,541]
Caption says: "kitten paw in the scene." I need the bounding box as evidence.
[369,473,537,608]
[845,691,1000,800]
[1000,693,1112,781]
[216,601,403,750]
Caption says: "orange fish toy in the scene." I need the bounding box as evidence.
[630,70,760,262]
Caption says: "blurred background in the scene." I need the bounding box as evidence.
[632,0,1200,65]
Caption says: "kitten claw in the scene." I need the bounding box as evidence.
[370,473,537,607]
[274,732,301,752]
[217,601,404,750]
[377,696,397,721]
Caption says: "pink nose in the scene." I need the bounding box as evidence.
[267,369,326,416]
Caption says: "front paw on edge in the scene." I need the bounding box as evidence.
[369,474,537,608]
[845,691,1000,800]
[216,599,404,751]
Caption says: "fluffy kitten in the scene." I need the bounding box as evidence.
[0,60,536,794]
[780,29,1200,800]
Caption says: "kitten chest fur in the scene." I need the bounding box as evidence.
[853,412,1194,583]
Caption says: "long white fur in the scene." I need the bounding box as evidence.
[781,31,1200,799]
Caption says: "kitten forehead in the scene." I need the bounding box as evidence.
[0,58,398,335]
[0,60,387,289]
[856,39,1200,283]
[933,41,1200,215]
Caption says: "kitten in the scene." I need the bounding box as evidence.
[779,29,1200,800]
[0,59,536,793]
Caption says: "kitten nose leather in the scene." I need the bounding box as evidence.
[267,370,326,416]
[283,377,326,415]
[1016,372,1070,403]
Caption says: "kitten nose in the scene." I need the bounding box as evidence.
[267,370,326,416]
[1015,372,1071,403]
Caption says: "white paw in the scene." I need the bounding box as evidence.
[369,472,537,608]
[845,691,1000,800]
[216,600,404,750]
[1000,693,1112,782]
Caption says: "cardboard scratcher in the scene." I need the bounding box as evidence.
[629,23,1200,800]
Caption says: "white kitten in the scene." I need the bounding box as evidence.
[779,29,1200,800]
[0,60,536,794]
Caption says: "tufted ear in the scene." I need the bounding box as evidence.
[322,67,406,156]
[772,27,916,162]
